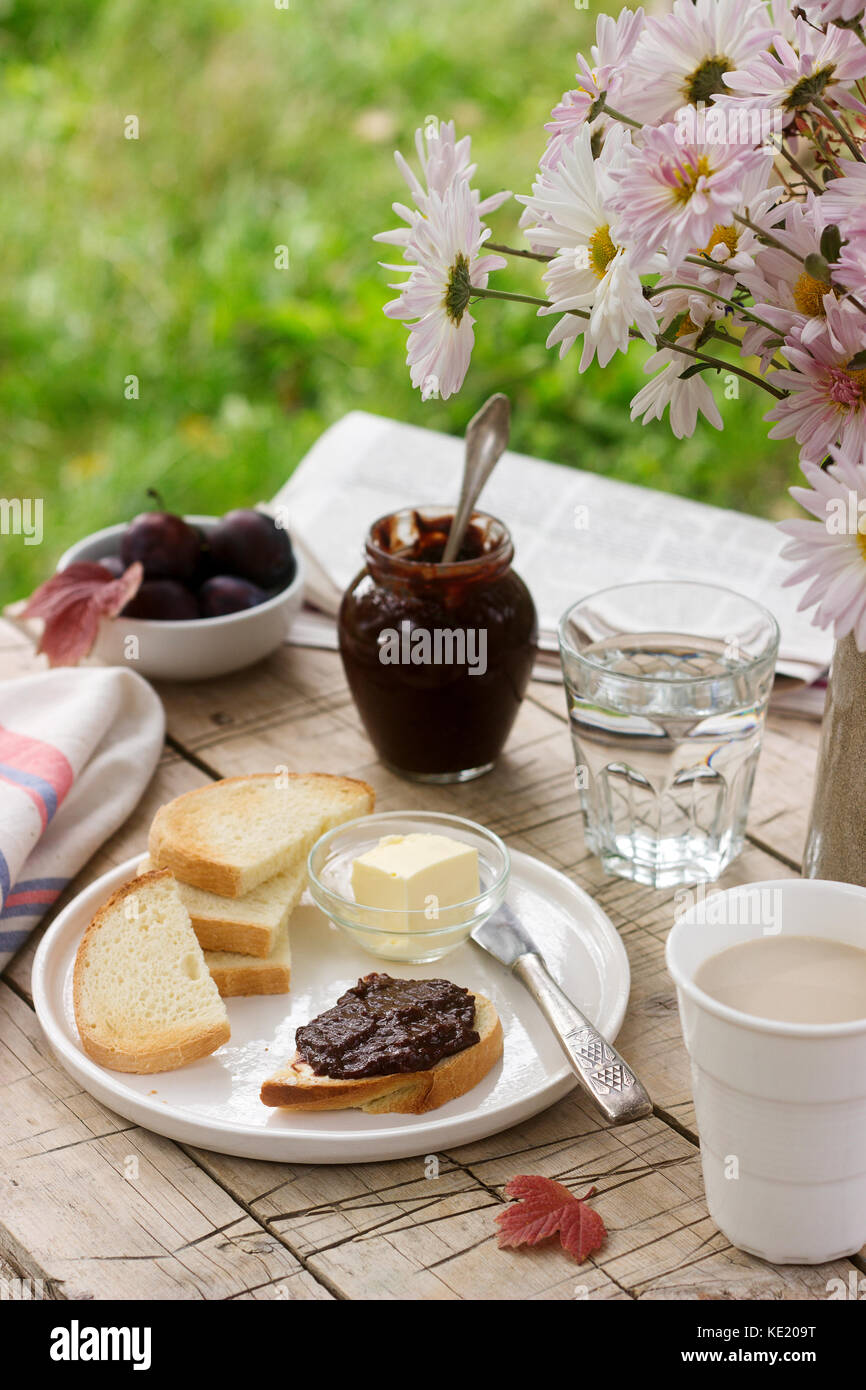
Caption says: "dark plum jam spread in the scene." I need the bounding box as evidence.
[295,973,479,1078]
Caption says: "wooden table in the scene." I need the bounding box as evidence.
[1,621,862,1302]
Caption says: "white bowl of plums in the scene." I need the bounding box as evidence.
[56,505,304,681]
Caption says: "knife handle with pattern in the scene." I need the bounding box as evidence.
[512,952,653,1125]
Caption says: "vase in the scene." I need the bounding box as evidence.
[804,633,866,885]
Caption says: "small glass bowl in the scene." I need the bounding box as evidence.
[307,810,511,963]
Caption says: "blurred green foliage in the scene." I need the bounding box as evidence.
[0,0,799,605]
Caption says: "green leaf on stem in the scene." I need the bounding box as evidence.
[819,224,844,264]
[679,362,716,380]
[804,252,832,285]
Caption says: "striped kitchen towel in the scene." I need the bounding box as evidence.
[0,667,164,969]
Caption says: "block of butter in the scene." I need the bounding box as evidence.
[351,833,480,933]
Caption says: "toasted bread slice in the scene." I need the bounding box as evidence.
[205,919,291,998]
[260,993,502,1114]
[137,854,305,957]
[73,870,230,1074]
[149,772,375,898]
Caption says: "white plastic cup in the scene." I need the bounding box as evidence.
[666,878,866,1264]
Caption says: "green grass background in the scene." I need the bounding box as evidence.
[0,0,799,606]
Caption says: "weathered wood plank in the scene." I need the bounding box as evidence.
[453,1092,855,1301]
[189,1089,858,1300]
[0,1248,54,1300]
[2,635,853,1298]
[0,982,331,1301]
[150,648,864,1291]
[188,1145,631,1301]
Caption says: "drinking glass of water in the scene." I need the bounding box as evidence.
[558,582,780,888]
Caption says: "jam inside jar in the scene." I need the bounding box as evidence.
[338,507,538,782]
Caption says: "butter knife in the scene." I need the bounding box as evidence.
[471,904,653,1125]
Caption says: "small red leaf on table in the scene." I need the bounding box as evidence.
[557,1192,607,1264]
[22,561,143,667]
[495,1175,606,1264]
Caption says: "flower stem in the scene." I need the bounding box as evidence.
[600,101,642,129]
[470,285,551,307]
[706,326,786,370]
[472,284,787,398]
[685,252,731,272]
[733,213,805,265]
[776,138,823,195]
[652,282,780,335]
[814,97,865,163]
[808,118,845,178]
[654,338,788,398]
[486,241,553,263]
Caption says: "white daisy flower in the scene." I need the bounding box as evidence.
[518,125,659,370]
[375,120,510,251]
[630,320,724,439]
[381,179,506,401]
[619,0,774,125]
[779,445,866,649]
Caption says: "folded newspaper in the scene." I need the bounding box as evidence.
[273,410,831,709]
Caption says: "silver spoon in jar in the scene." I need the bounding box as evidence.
[441,393,511,564]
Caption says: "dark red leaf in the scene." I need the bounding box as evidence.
[495,1175,606,1264]
[22,563,118,623]
[22,561,143,666]
[557,1195,607,1264]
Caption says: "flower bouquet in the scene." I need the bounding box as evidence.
[377,0,866,882]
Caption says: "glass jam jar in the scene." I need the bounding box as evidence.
[338,507,538,782]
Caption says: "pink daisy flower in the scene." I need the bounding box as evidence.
[620,0,774,125]
[606,124,772,270]
[799,0,866,23]
[721,16,866,126]
[820,165,866,228]
[541,8,646,170]
[736,195,834,358]
[376,122,510,401]
[652,166,782,342]
[523,12,645,253]
[778,445,866,649]
[836,231,866,303]
[817,168,866,300]
[766,296,866,463]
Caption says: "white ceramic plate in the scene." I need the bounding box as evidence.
[32,851,630,1163]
